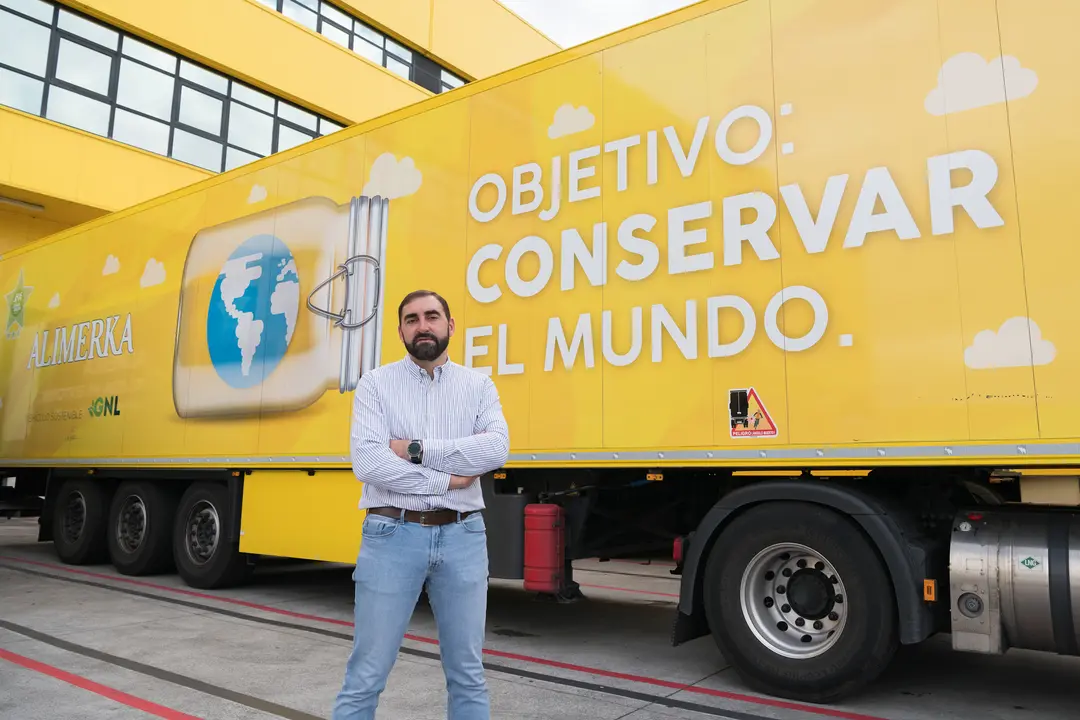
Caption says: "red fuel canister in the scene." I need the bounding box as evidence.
[523,503,564,594]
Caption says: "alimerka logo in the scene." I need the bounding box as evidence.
[5,270,32,340]
[88,395,121,418]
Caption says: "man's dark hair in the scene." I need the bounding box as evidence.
[397,289,451,323]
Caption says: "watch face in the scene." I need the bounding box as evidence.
[408,441,421,455]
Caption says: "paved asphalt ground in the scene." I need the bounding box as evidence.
[2,516,1078,719]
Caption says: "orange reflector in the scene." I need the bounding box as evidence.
[923,579,936,602]
[646,473,664,482]
[494,472,507,480]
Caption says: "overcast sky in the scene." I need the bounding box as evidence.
[498,0,701,48]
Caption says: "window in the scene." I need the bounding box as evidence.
[0,0,344,173]
[258,0,468,94]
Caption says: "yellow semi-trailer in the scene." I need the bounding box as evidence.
[3,0,1080,703]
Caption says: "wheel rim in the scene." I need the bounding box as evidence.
[115,494,148,554]
[61,492,86,544]
[184,500,220,566]
[739,542,848,659]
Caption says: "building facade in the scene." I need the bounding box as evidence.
[0,0,559,253]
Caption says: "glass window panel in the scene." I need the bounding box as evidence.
[231,83,274,114]
[116,58,174,120]
[254,0,276,7]
[319,118,342,135]
[58,8,119,50]
[293,0,317,9]
[320,22,349,48]
[55,39,113,96]
[0,0,53,23]
[282,0,317,30]
[179,85,223,135]
[121,37,176,74]
[225,146,260,171]
[0,67,43,114]
[0,10,51,76]
[441,70,464,89]
[277,124,313,152]
[319,2,350,28]
[178,60,228,94]
[45,86,110,136]
[353,24,382,47]
[384,39,412,63]
[386,56,410,79]
[172,128,221,171]
[277,102,317,132]
[112,108,169,155]
[227,102,273,155]
[352,38,382,65]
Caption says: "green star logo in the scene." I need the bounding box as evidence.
[1020,556,1040,570]
[4,270,32,340]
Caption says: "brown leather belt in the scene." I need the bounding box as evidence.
[366,506,478,526]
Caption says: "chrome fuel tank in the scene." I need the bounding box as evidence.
[949,507,1080,656]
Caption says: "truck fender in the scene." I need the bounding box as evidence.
[673,480,936,647]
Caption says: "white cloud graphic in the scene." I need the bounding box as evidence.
[362,153,422,200]
[48,292,60,309]
[964,317,1055,369]
[102,255,120,275]
[548,103,595,139]
[248,184,268,204]
[140,258,166,288]
[925,53,1038,116]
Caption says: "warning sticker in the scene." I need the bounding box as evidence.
[729,387,778,438]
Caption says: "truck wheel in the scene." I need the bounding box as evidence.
[702,501,898,703]
[172,482,249,589]
[106,481,179,576]
[52,479,110,565]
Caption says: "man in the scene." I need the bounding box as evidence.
[333,289,510,720]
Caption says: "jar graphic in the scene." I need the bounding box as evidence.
[171,195,388,419]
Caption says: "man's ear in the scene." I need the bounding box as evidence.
[447,318,456,337]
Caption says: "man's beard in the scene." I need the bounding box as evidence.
[406,332,449,361]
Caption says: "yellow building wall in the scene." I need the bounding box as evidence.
[1,0,557,254]
[64,0,430,124]
[0,209,64,256]
[339,0,561,78]
[430,0,561,78]
[0,107,211,215]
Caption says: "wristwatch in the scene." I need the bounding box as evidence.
[407,440,423,464]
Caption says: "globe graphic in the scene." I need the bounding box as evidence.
[206,234,299,389]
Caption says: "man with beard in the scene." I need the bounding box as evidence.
[333,289,510,720]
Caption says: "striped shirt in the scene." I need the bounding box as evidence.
[350,353,510,512]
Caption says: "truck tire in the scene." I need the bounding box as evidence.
[52,479,110,565]
[172,481,249,589]
[702,501,898,704]
[106,481,179,576]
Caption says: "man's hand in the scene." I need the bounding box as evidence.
[449,474,478,490]
[388,440,475,490]
[389,439,409,461]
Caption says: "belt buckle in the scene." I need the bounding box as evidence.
[419,511,433,527]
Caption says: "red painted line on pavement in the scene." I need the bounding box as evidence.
[0,647,200,720]
[0,554,888,720]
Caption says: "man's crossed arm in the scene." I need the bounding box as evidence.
[389,376,510,480]
[351,374,510,495]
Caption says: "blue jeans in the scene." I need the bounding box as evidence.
[332,510,490,719]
